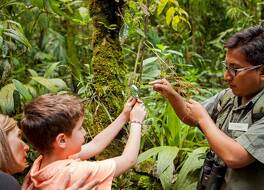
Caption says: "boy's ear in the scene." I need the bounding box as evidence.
[55,133,67,149]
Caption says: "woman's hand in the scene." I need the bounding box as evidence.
[150,79,176,98]
[122,97,137,121]
[185,99,210,125]
[130,101,146,124]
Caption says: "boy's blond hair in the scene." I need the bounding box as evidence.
[21,94,84,154]
[0,114,21,174]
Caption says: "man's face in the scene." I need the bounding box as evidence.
[224,48,264,102]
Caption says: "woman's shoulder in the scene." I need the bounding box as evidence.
[0,171,20,190]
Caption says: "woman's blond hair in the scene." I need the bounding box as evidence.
[0,114,21,174]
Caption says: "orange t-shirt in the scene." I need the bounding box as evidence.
[22,156,116,190]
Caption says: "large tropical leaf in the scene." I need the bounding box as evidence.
[160,163,174,190]
[173,147,208,190]
[157,146,179,190]
[157,146,179,175]
[137,146,168,164]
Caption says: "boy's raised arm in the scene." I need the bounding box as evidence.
[112,102,146,177]
[75,97,137,160]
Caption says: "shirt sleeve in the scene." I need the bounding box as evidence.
[236,118,264,164]
[69,159,116,190]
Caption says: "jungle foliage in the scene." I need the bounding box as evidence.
[1,0,264,189]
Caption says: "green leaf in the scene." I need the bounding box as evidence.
[48,78,67,91]
[31,0,44,8]
[157,146,179,175]
[178,7,189,17]
[171,15,180,30]
[166,7,175,25]
[28,69,39,77]
[167,50,183,57]
[142,57,160,80]
[160,164,174,190]
[13,79,32,101]
[174,147,208,190]
[31,77,58,92]
[44,62,60,78]
[137,146,167,164]
[0,83,16,114]
[4,29,31,48]
[143,57,158,65]
[157,0,169,16]
[78,7,89,21]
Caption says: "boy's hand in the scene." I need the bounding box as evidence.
[185,99,210,125]
[122,97,137,121]
[150,79,175,98]
[130,101,146,124]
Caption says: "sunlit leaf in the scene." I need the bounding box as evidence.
[166,7,175,25]
[171,15,180,30]
[31,77,58,92]
[13,79,32,101]
[0,83,15,114]
[137,146,167,164]
[143,57,158,65]
[157,0,169,16]
[157,146,179,175]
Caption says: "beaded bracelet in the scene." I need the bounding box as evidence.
[130,120,143,125]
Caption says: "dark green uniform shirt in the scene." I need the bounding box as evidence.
[202,88,264,190]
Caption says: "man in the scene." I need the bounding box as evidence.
[150,25,264,189]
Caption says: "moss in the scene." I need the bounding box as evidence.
[88,0,128,158]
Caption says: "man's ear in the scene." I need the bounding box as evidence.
[55,133,67,149]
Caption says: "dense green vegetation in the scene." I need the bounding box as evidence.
[1,0,263,189]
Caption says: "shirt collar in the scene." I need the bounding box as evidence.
[234,88,264,110]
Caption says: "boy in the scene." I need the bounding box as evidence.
[21,94,146,190]
[151,25,264,189]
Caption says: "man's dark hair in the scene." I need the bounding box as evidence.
[224,25,264,66]
[21,94,84,154]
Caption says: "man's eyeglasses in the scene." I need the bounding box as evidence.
[222,61,262,77]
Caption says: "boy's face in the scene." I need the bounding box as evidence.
[224,48,264,102]
[65,116,86,156]
[7,126,29,173]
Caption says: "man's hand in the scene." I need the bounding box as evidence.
[149,79,176,98]
[185,99,210,125]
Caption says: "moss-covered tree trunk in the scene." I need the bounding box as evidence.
[88,0,127,157]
